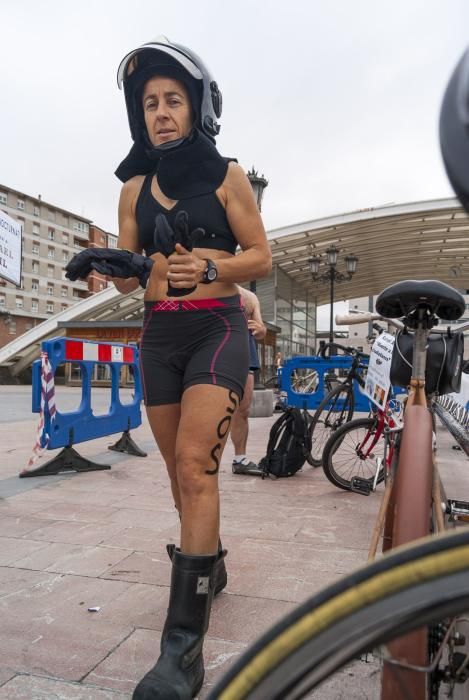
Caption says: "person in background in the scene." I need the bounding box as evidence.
[231,285,267,474]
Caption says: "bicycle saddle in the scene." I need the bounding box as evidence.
[375,279,465,321]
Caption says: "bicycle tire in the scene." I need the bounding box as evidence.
[207,529,469,700]
[306,383,354,467]
[321,416,386,491]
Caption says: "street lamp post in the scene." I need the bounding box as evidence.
[246,167,268,389]
[246,168,268,295]
[309,246,359,346]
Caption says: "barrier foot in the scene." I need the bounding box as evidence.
[108,430,147,457]
[20,447,111,478]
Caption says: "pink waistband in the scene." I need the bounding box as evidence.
[150,298,230,312]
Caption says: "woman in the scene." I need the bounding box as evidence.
[113,36,271,699]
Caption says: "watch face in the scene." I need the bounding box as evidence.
[207,267,217,281]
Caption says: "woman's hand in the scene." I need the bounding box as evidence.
[108,277,141,294]
[167,243,206,289]
[248,318,267,339]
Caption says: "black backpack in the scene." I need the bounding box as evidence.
[259,407,311,478]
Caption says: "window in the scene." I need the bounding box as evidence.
[62,250,69,262]
[108,236,117,249]
[9,319,16,334]
[32,261,39,273]
[33,205,40,216]
[47,247,55,259]
[73,290,80,299]
[31,280,39,292]
[0,192,7,205]
[61,286,68,297]
[17,199,25,210]
[47,265,54,278]
[31,300,38,312]
[99,283,105,291]
[32,243,39,255]
[61,304,67,312]
[47,284,54,296]
[62,233,68,244]
[101,234,106,244]
[48,228,55,240]
[73,220,89,234]
[33,223,40,236]
[48,209,55,221]
[0,295,5,307]
[46,302,54,314]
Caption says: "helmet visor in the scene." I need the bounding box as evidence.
[117,42,203,88]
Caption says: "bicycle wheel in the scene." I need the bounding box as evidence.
[207,528,469,700]
[306,383,354,467]
[322,416,386,491]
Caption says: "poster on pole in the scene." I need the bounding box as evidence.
[364,332,396,409]
[0,209,22,286]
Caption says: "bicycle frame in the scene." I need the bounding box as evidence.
[335,308,469,700]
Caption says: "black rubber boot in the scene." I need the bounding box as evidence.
[166,540,227,596]
[132,549,219,699]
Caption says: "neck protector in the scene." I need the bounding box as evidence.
[115,128,233,199]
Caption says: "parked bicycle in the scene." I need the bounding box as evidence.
[306,342,369,467]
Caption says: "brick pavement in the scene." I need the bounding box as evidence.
[0,396,468,699]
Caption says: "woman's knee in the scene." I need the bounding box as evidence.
[176,449,219,499]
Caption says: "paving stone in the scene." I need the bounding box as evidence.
[23,519,128,546]
[0,515,55,538]
[0,571,133,680]
[85,627,247,697]
[0,675,128,698]
[0,537,50,566]
[101,550,171,586]
[13,542,132,577]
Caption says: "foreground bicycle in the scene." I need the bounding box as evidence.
[209,279,469,700]
[209,46,469,699]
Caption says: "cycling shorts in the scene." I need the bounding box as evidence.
[139,294,249,406]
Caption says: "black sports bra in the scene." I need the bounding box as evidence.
[136,173,238,257]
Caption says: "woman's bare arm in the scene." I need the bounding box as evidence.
[113,178,144,294]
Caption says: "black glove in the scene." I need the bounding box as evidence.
[153,211,206,297]
[65,248,154,289]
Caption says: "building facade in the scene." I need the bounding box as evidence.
[0,184,116,348]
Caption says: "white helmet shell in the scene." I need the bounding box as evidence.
[117,35,222,140]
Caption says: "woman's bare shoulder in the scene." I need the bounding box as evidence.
[119,175,146,211]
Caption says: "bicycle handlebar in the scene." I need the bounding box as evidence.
[336,312,469,335]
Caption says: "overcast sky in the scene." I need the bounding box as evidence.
[1,0,467,237]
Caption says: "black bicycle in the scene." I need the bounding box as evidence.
[306,342,369,467]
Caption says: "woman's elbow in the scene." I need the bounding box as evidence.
[258,249,272,278]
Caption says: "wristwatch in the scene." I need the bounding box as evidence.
[201,258,218,284]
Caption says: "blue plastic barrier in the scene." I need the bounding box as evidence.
[31,336,143,449]
[279,355,371,411]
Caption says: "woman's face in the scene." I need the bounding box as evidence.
[142,76,193,147]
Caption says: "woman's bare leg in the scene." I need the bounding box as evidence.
[176,384,239,554]
[145,403,182,512]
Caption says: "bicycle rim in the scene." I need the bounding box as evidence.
[322,416,386,490]
[208,530,469,700]
[307,385,354,467]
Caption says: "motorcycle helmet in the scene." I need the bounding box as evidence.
[117,35,222,144]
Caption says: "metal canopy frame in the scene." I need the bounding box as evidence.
[0,197,467,375]
[268,197,469,304]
